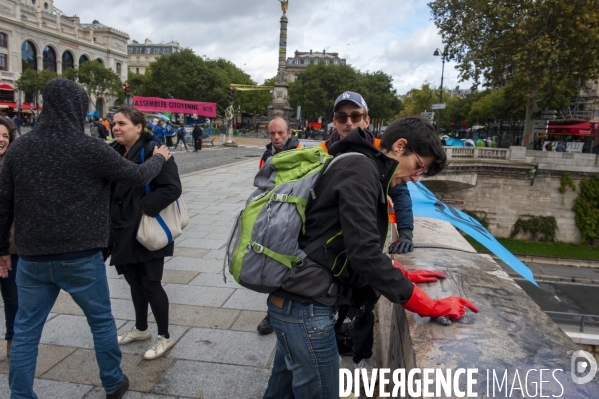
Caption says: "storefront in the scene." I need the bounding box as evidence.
[540,120,597,153]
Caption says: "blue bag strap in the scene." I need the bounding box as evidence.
[140,141,161,195]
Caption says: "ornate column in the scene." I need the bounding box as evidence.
[267,1,292,122]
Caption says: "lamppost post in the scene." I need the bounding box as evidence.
[433,47,447,135]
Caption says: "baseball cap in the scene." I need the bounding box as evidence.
[334,91,368,112]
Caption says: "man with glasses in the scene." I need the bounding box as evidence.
[321,92,446,373]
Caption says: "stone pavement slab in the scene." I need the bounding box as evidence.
[40,315,128,349]
[150,303,239,329]
[164,256,220,273]
[0,374,93,399]
[230,310,269,333]
[167,327,275,367]
[41,348,176,393]
[153,360,270,399]
[222,289,269,312]
[0,343,76,377]
[163,284,234,308]
[188,272,241,289]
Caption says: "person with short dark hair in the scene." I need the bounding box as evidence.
[0,78,172,399]
[192,123,203,152]
[174,124,189,151]
[263,116,476,398]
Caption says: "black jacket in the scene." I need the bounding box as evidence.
[274,128,414,306]
[192,125,203,140]
[260,135,301,164]
[108,133,182,265]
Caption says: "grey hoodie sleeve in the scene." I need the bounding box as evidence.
[96,143,166,186]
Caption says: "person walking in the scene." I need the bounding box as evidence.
[174,124,189,151]
[153,120,165,144]
[0,78,172,399]
[12,116,21,136]
[164,121,175,149]
[192,123,203,152]
[218,123,227,144]
[109,106,182,360]
[0,117,18,359]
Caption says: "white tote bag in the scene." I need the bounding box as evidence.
[137,197,189,251]
[135,145,189,251]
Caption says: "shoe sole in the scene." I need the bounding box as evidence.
[143,342,174,360]
[118,335,152,346]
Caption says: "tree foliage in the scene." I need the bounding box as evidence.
[77,61,124,108]
[134,49,272,116]
[15,69,58,102]
[288,64,402,127]
[572,176,599,245]
[428,0,599,147]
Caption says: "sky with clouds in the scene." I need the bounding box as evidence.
[56,0,469,96]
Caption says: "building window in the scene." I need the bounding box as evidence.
[62,51,74,72]
[145,57,148,62]
[31,0,36,4]
[116,62,121,74]
[0,54,6,71]
[314,59,318,65]
[153,47,159,54]
[136,57,140,62]
[136,67,139,74]
[21,41,37,71]
[79,54,89,66]
[43,46,57,72]
[96,58,103,65]
[44,2,48,9]
[145,47,150,54]
[0,33,7,48]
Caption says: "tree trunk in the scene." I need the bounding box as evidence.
[523,91,538,149]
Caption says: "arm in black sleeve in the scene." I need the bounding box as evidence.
[332,159,414,304]
[140,157,182,217]
[389,183,414,231]
[0,159,14,255]
[96,143,166,187]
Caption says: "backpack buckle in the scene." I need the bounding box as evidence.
[270,193,288,202]
[251,243,264,253]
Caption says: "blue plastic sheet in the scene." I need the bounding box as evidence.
[407,181,538,286]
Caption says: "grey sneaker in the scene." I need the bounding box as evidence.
[118,326,151,345]
[143,335,174,360]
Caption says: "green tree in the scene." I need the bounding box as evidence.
[61,67,79,82]
[398,83,438,118]
[358,71,403,129]
[429,0,599,148]
[15,69,58,104]
[127,70,147,97]
[78,61,123,109]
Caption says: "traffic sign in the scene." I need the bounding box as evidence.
[541,110,557,115]
[431,103,447,110]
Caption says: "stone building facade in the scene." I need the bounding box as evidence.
[127,39,180,75]
[0,0,129,115]
[285,50,346,82]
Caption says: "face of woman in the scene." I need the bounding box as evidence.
[0,125,10,156]
[112,112,142,149]
[385,138,435,185]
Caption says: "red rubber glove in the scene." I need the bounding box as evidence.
[393,260,447,283]
[403,284,479,321]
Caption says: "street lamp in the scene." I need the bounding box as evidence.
[433,47,448,135]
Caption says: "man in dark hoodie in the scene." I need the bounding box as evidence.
[263,119,477,399]
[0,78,172,399]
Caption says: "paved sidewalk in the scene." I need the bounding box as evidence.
[0,159,276,398]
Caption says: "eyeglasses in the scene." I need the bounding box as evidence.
[413,152,427,176]
[334,111,365,123]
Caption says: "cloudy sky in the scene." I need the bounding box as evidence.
[56,0,468,96]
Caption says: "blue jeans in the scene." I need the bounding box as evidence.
[9,252,123,398]
[0,254,19,340]
[263,297,338,399]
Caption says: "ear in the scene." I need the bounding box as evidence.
[393,138,408,153]
[364,115,371,127]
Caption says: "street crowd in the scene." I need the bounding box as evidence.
[0,78,477,399]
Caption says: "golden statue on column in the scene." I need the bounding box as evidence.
[279,0,288,15]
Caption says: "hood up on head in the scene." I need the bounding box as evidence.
[35,78,88,135]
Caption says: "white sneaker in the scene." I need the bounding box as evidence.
[117,326,151,345]
[143,335,174,360]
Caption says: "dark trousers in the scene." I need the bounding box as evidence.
[194,138,202,151]
[0,254,19,340]
[165,136,174,147]
[335,284,380,363]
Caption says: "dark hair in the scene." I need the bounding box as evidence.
[0,117,17,145]
[380,116,447,177]
[114,106,147,131]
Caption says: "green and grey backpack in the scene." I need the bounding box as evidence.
[223,146,359,295]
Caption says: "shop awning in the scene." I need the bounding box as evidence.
[0,84,15,91]
[547,121,596,136]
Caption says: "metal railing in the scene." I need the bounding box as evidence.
[544,311,599,333]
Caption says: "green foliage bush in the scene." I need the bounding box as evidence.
[510,215,558,242]
[572,176,599,245]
